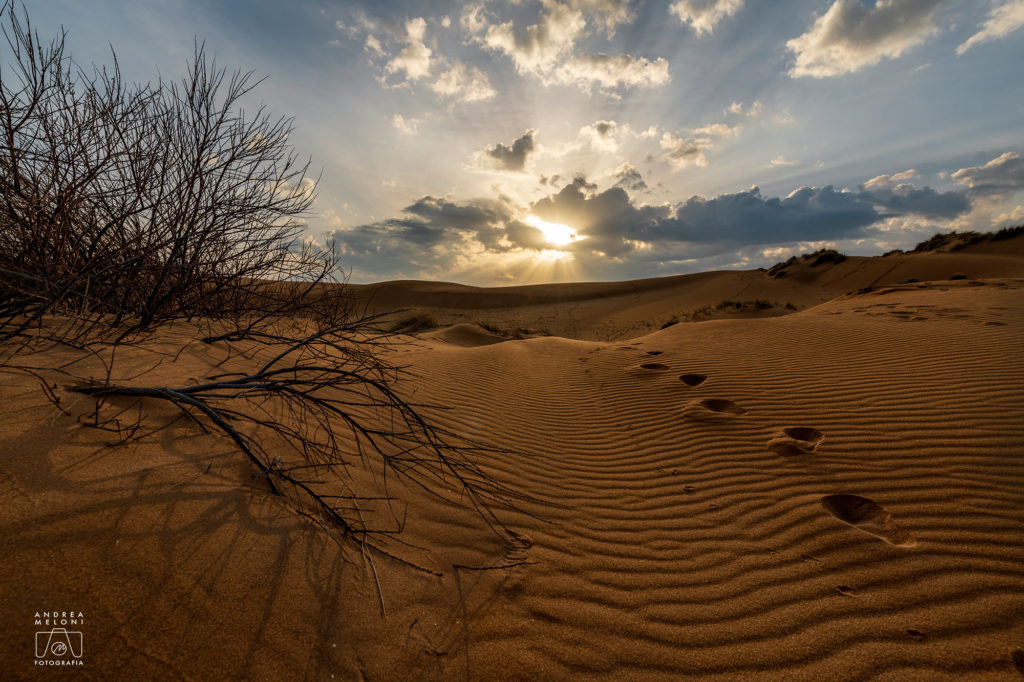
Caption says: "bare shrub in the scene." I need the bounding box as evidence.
[0,1,339,352]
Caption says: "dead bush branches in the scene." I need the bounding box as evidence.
[67,323,534,549]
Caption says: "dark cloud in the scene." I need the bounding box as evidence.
[613,163,647,192]
[531,182,881,254]
[952,152,1024,195]
[330,169,984,282]
[483,129,537,171]
[505,220,549,250]
[592,120,616,137]
[860,183,970,218]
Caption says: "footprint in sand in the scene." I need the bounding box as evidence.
[1011,649,1024,676]
[820,494,916,547]
[679,373,708,387]
[686,398,747,420]
[768,427,825,456]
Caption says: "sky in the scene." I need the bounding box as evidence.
[22,0,1024,285]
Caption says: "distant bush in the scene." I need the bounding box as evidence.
[810,249,846,266]
[992,225,1024,241]
[766,248,846,277]
[910,227,1024,254]
[392,309,437,333]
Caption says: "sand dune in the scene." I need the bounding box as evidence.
[2,245,1024,679]
[350,235,1024,341]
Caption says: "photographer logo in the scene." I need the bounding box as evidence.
[33,612,84,667]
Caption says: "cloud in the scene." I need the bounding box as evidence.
[482,3,585,73]
[787,0,948,78]
[579,120,620,151]
[862,169,918,189]
[660,132,709,169]
[365,34,385,56]
[612,162,648,191]
[481,130,538,171]
[461,3,489,35]
[670,0,744,35]
[473,2,669,91]
[768,155,801,167]
[557,53,671,90]
[992,204,1024,225]
[432,61,496,102]
[566,0,636,36]
[957,1,1024,54]
[691,122,742,138]
[384,17,433,81]
[951,151,1024,194]
[392,114,419,134]
[858,169,969,217]
[725,100,763,117]
[861,183,970,218]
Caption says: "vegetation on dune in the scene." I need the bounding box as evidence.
[391,308,438,333]
[893,225,1024,255]
[768,225,1024,277]
[0,3,529,567]
[766,248,847,278]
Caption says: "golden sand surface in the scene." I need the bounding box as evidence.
[2,243,1023,680]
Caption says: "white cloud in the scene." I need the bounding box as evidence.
[992,204,1024,225]
[483,4,585,74]
[566,0,636,36]
[725,100,763,117]
[461,3,489,35]
[957,1,1024,54]
[385,17,433,81]
[432,62,496,102]
[951,151,1024,193]
[862,168,918,189]
[691,122,741,138]
[660,132,709,169]
[474,2,669,92]
[787,0,949,78]
[769,155,801,168]
[392,114,420,135]
[670,0,744,35]
[364,34,385,56]
[557,53,671,90]
[579,120,621,151]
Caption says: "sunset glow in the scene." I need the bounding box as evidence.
[525,215,580,247]
[25,1,1024,286]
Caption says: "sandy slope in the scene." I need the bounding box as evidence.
[348,237,1024,340]
[2,274,1024,677]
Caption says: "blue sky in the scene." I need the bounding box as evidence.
[25,0,1024,284]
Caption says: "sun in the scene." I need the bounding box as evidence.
[525,214,580,247]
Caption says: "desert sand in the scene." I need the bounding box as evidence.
[2,236,1024,680]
